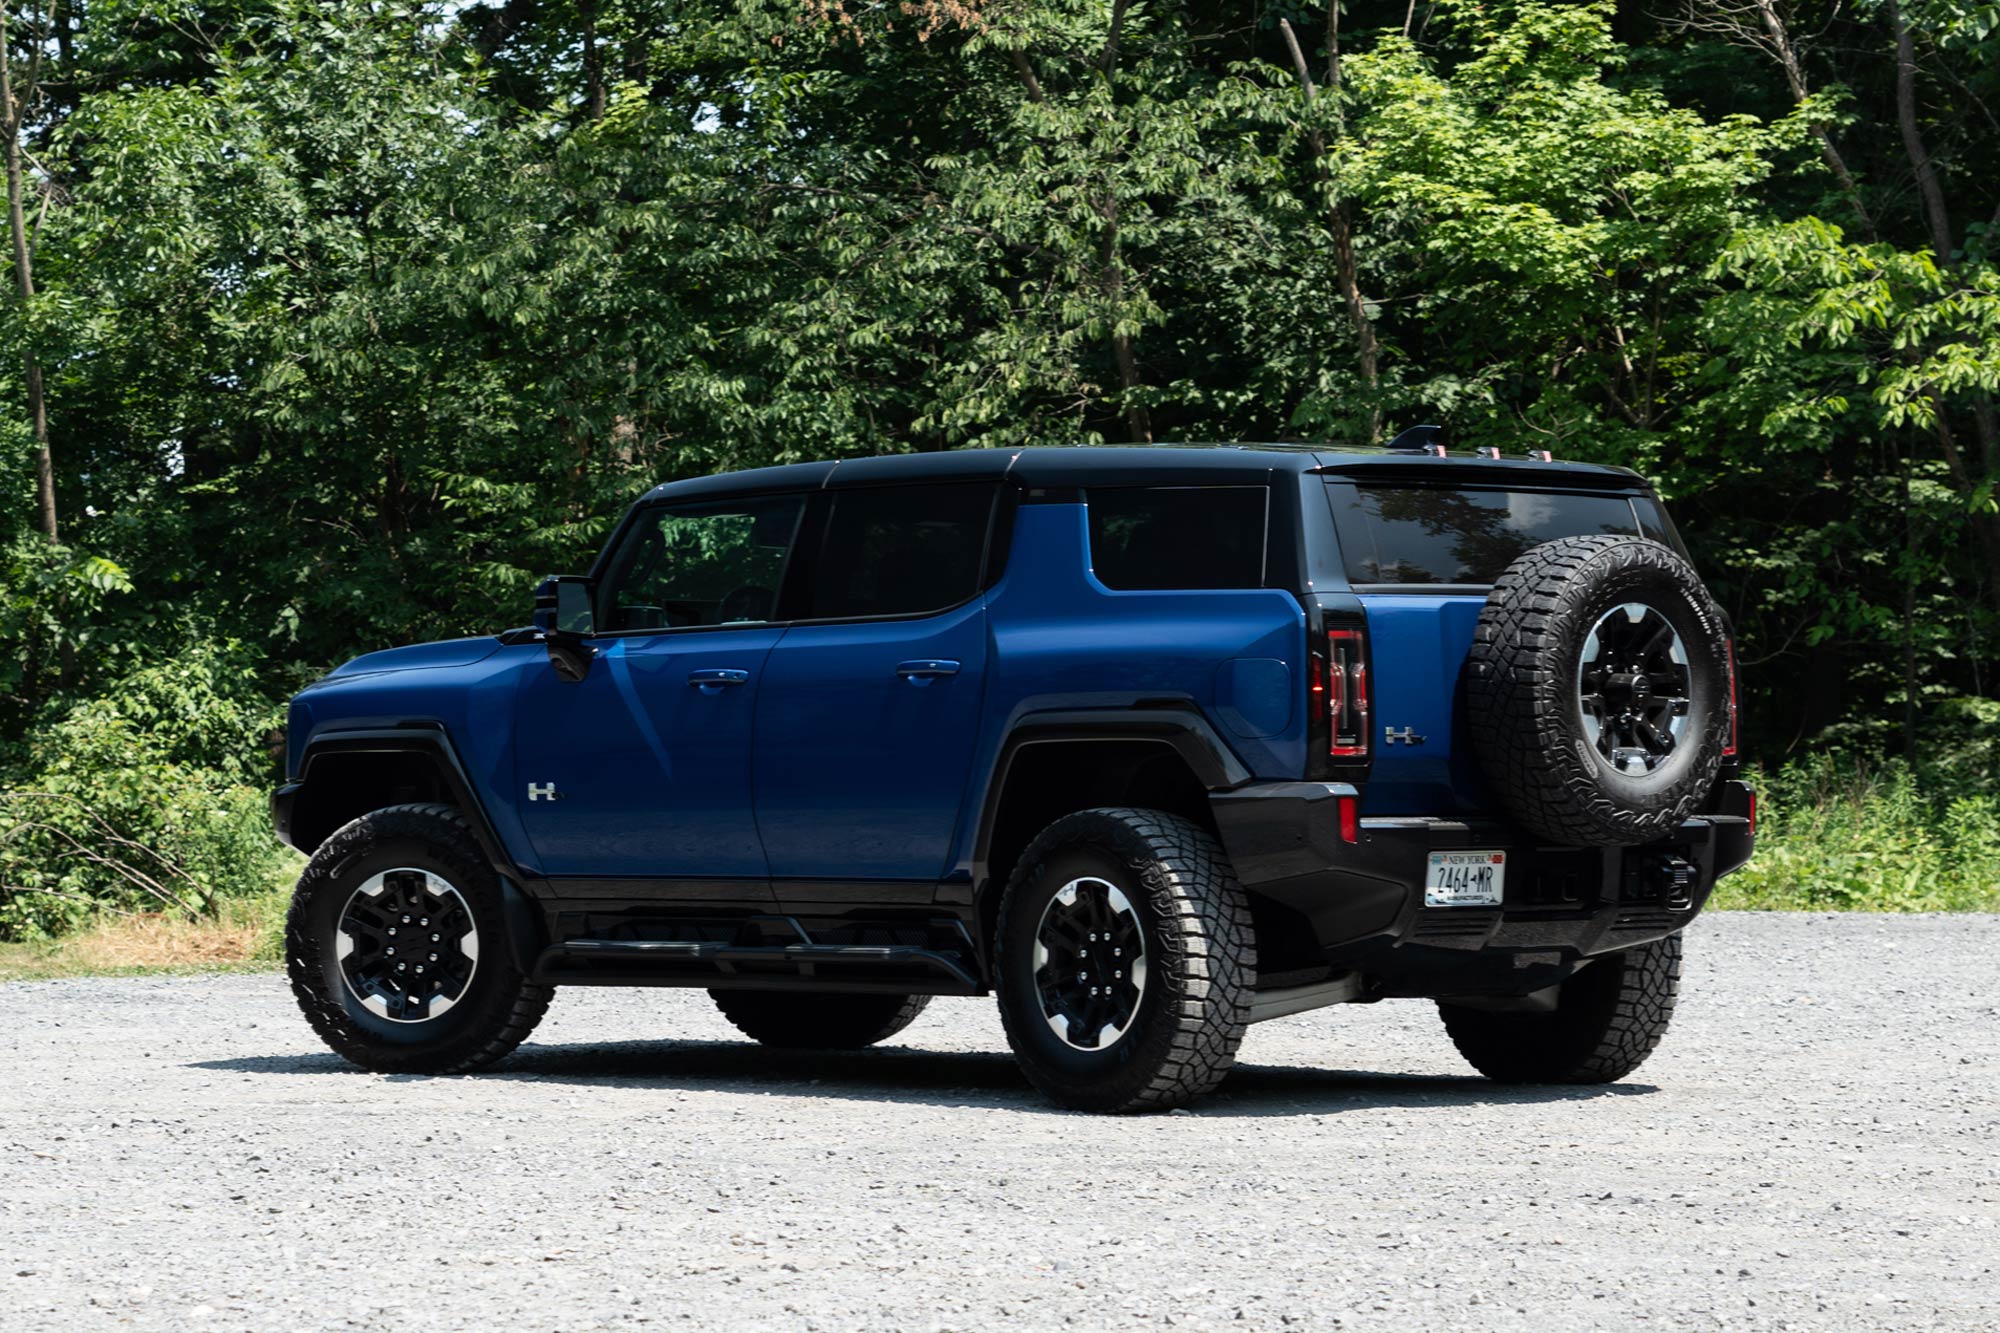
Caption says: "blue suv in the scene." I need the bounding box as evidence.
[275,443,1754,1112]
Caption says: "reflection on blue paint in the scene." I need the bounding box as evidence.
[604,638,673,782]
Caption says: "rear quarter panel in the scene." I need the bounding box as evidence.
[949,501,1308,872]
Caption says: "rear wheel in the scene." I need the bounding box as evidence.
[995,808,1254,1113]
[709,990,930,1049]
[287,804,553,1074]
[1438,933,1682,1084]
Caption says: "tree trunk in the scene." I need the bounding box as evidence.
[1751,0,1875,240]
[1889,0,1953,264]
[1099,0,1148,443]
[1930,407,2000,609]
[1901,448,1919,765]
[1279,18,1381,441]
[1888,0,2000,579]
[0,1,55,543]
[580,0,606,121]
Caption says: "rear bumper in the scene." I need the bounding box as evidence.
[1212,780,1754,995]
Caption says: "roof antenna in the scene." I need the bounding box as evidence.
[1385,424,1445,457]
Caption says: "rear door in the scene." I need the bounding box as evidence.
[753,482,1003,890]
[1326,481,1669,816]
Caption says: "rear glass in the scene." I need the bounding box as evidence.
[1333,485,1649,586]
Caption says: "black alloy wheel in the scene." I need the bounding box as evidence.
[995,807,1254,1113]
[335,868,480,1023]
[288,803,552,1074]
[1577,601,1693,776]
[1032,876,1148,1052]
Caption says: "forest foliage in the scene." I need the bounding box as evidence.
[1,0,1998,934]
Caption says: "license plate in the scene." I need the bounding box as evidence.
[1425,851,1506,908]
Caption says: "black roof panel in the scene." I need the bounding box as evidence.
[642,444,1645,502]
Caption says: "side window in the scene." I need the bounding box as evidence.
[806,484,996,619]
[599,495,804,631]
[1086,486,1268,591]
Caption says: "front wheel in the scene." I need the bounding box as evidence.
[1438,932,1682,1084]
[287,803,553,1074]
[995,808,1255,1113]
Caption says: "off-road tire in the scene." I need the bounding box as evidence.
[1438,933,1682,1083]
[709,991,931,1049]
[1467,535,1732,846]
[287,803,553,1074]
[995,807,1255,1113]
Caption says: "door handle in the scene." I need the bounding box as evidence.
[688,668,751,691]
[895,659,961,680]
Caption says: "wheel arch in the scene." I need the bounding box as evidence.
[277,727,511,872]
[969,710,1250,956]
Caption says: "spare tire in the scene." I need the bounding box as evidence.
[1466,535,1731,846]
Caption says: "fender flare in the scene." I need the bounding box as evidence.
[275,725,514,874]
[966,707,1252,887]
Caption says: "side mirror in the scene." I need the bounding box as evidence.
[532,575,597,682]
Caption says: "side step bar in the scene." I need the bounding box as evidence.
[532,918,982,995]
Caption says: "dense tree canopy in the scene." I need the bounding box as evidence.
[1,0,1997,931]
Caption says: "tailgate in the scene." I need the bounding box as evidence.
[1357,592,1496,817]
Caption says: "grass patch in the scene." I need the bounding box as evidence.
[0,889,287,983]
[1713,756,2000,912]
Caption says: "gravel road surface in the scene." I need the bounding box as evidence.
[2,912,1996,1332]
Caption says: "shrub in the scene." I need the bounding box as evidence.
[1716,753,2000,912]
[0,643,296,941]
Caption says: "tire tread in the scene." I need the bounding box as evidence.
[996,807,1255,1113]
[1438,932,1682,1084]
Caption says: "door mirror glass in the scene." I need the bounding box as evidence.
[556,579,594,636]
[531,575,596,682]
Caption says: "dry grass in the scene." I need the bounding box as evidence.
[0,892,286,983]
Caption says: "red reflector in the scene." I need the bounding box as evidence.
[1747,788,1757,837]
[1338,796,1359,844]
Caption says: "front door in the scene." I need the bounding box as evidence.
[754,482,1000,885]
[512,492,806,881]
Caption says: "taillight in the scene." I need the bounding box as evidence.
[1723,639,1740,758]
[1327,627,1370,757]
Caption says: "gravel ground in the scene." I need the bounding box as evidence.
[1,911,1996,1332]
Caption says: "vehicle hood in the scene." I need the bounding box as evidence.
[318,636,504,682]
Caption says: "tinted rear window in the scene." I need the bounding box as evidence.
[1087,486,1268,590]
[806,483,996,619]
[1332,485,1649,586]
